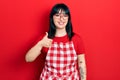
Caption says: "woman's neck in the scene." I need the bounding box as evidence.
[55,28,67,37]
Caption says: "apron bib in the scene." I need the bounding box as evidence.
[40,41,79,80]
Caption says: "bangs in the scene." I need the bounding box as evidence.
[54,8,69,15]
[50,3,70,18]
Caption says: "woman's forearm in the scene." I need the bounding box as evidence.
[25,41,43,62]
[78,54,87,80]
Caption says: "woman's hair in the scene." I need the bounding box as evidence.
[48,3,74,40]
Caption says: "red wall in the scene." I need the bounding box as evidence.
[0,0,120,80]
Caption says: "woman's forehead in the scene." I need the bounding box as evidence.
[57,9,66,14]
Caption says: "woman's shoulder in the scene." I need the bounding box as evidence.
[72,32,82,40]
[72,32,85,54]
[34,33,46,44]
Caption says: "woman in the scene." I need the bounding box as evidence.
[25,3,87,80]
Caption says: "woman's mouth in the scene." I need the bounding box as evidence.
[58,22,64,25]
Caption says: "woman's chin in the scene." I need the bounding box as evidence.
[56,25,66,29]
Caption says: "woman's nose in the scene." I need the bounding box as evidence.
[60,15,64,21]
[60,17,64,21]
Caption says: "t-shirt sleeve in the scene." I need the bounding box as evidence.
[73,34,85,55]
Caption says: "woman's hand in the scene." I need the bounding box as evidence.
[25,32,53,62]
[40,32,53,48]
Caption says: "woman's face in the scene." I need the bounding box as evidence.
[53,9,69,29]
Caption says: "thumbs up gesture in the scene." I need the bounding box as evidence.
[40,32,53,48]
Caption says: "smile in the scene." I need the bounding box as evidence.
[58,22,65,25]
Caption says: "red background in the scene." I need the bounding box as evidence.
[0,0,120,80]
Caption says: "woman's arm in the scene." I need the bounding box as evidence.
[25,32,52,62]
[78,54,87,80]
[25,40,43,62]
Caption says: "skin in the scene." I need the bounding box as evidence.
[78,54,87,80]
[53,9,68,37]
[25,32,53,62]
[25,9,87,80]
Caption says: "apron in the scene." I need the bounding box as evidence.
[40,41,79,80]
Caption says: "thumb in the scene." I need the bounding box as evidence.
[45,32,48,38]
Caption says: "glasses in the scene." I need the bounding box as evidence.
[54,13,69,20]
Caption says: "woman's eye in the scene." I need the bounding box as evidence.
[55,14,60,16]
[64,14,68,17]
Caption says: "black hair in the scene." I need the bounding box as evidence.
[48,3,74,40]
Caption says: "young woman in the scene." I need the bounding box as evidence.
[25,3,87,80]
